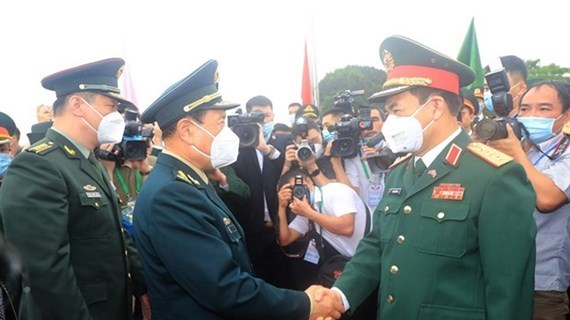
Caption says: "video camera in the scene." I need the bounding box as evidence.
[228,109,265,148]
[328,106,373,158]
[475,69,524,141]
[95,109,153,164]
[332,89,365,115]
[292,175,310,201]
[360,133,406,174]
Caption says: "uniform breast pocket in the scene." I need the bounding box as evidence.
[72,193,113,239]
[414,202,469,257]
[378,197,403,244]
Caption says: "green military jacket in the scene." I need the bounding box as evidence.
[0,129,145,320]
[335,131,537,320]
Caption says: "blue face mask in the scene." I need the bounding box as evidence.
[483,90,495,114]
[517,116,560,144]
[322,130,337,144]
[289,114,297,126]
[263,122,274,139]
[0,152,11,177]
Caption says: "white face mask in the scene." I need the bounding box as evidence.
[381,98,434,153]
[80,98,125,144]
[191,120,240,169]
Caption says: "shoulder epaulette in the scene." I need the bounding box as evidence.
[467,142,513,168]
[27,141,56,155]
[388,153,413,169]
[176,170,200,186]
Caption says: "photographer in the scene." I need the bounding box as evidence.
[231,95,292,288]
[487,80,570,319]
[483,55,528,117]
[282,120,335,187]
[276,168,368,280]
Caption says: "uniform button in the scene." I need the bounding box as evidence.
[387,294,394,304]
[384,206,390,212]
[127,272,131,278]
[403,205,412,214]
[397,235,406,244]
[437,212,445,220]
[390,265,399,274]
[95,202,99,208]
[124,250,128,256]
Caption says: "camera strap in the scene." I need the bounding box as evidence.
[531,136,569,166]
[114,167,141,201]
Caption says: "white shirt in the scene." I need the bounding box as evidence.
[288,182,368,257]
[256,139,281,222]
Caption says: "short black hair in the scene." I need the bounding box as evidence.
[246,95,273,113]
[408,86,463,116]
[288,102,302,109]
[484,55,527,83]
[273,123,292,133]
[321,108,345,120]
[520,80,570,112]
[278,168,308,190]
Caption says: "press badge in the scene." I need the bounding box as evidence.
[368,181,383,206]
[304,239,320,265]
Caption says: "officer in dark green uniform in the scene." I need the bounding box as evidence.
[0,58,147,319]
[133,59,342,319]
[329,36,537,319]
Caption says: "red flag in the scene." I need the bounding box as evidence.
[301,41,313,105]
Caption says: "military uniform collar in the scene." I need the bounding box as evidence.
[161,149,209,184]
[415,127,462,168]
[49,127,90,159]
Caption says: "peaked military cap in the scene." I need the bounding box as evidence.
[0,112,16,144]
[41,58,133,107]
[27,121,53,145]
[473,87,484,100]
[461,88,479,115]
[299,104,320,121]
[368,35,475,102]
[142,59,239,129]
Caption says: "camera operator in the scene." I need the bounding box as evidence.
[343,106,386,212]
[487,80,570,319]
[231,95,293,288]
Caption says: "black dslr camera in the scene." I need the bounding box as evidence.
[95,109,153,164]
[292,175,310,201]
[359,133,405,173]
[228,109,265,148]
[475,69,523,141]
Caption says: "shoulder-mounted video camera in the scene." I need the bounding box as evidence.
[360,133,406,174]
[475,69,524,141]
[332,89,365,115]
[328,105,373,158]
[228,109,265,148]
[95,109,153,164]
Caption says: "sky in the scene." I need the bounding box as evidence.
[1,0,568,144]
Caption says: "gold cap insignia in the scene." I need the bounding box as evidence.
[116,66,124,78]
[64,145,76,156]
[83,184,97,191]
[383,49,395,72]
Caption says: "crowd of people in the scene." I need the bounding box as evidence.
[0,34,568,320]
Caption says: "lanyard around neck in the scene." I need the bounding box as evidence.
[114,167,141,198]
[358,150,371,180]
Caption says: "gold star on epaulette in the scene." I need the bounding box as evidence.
[467,142,513,167]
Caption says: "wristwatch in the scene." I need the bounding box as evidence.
[308,168,320,177]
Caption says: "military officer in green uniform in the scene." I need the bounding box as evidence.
[133,59,342,319]
[0,58,147,319]
[326,36,537,319]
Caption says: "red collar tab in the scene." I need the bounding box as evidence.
[444,143,463,167]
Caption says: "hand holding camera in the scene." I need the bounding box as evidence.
[277,183,293,209]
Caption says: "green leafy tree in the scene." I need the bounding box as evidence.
[525,59,570,84]
[318,65,386,113]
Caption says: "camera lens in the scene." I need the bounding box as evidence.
[296,147,312,162]
[476,119,501,141]
[234,125,259,148]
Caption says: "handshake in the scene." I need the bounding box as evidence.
[305,285,345,320]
